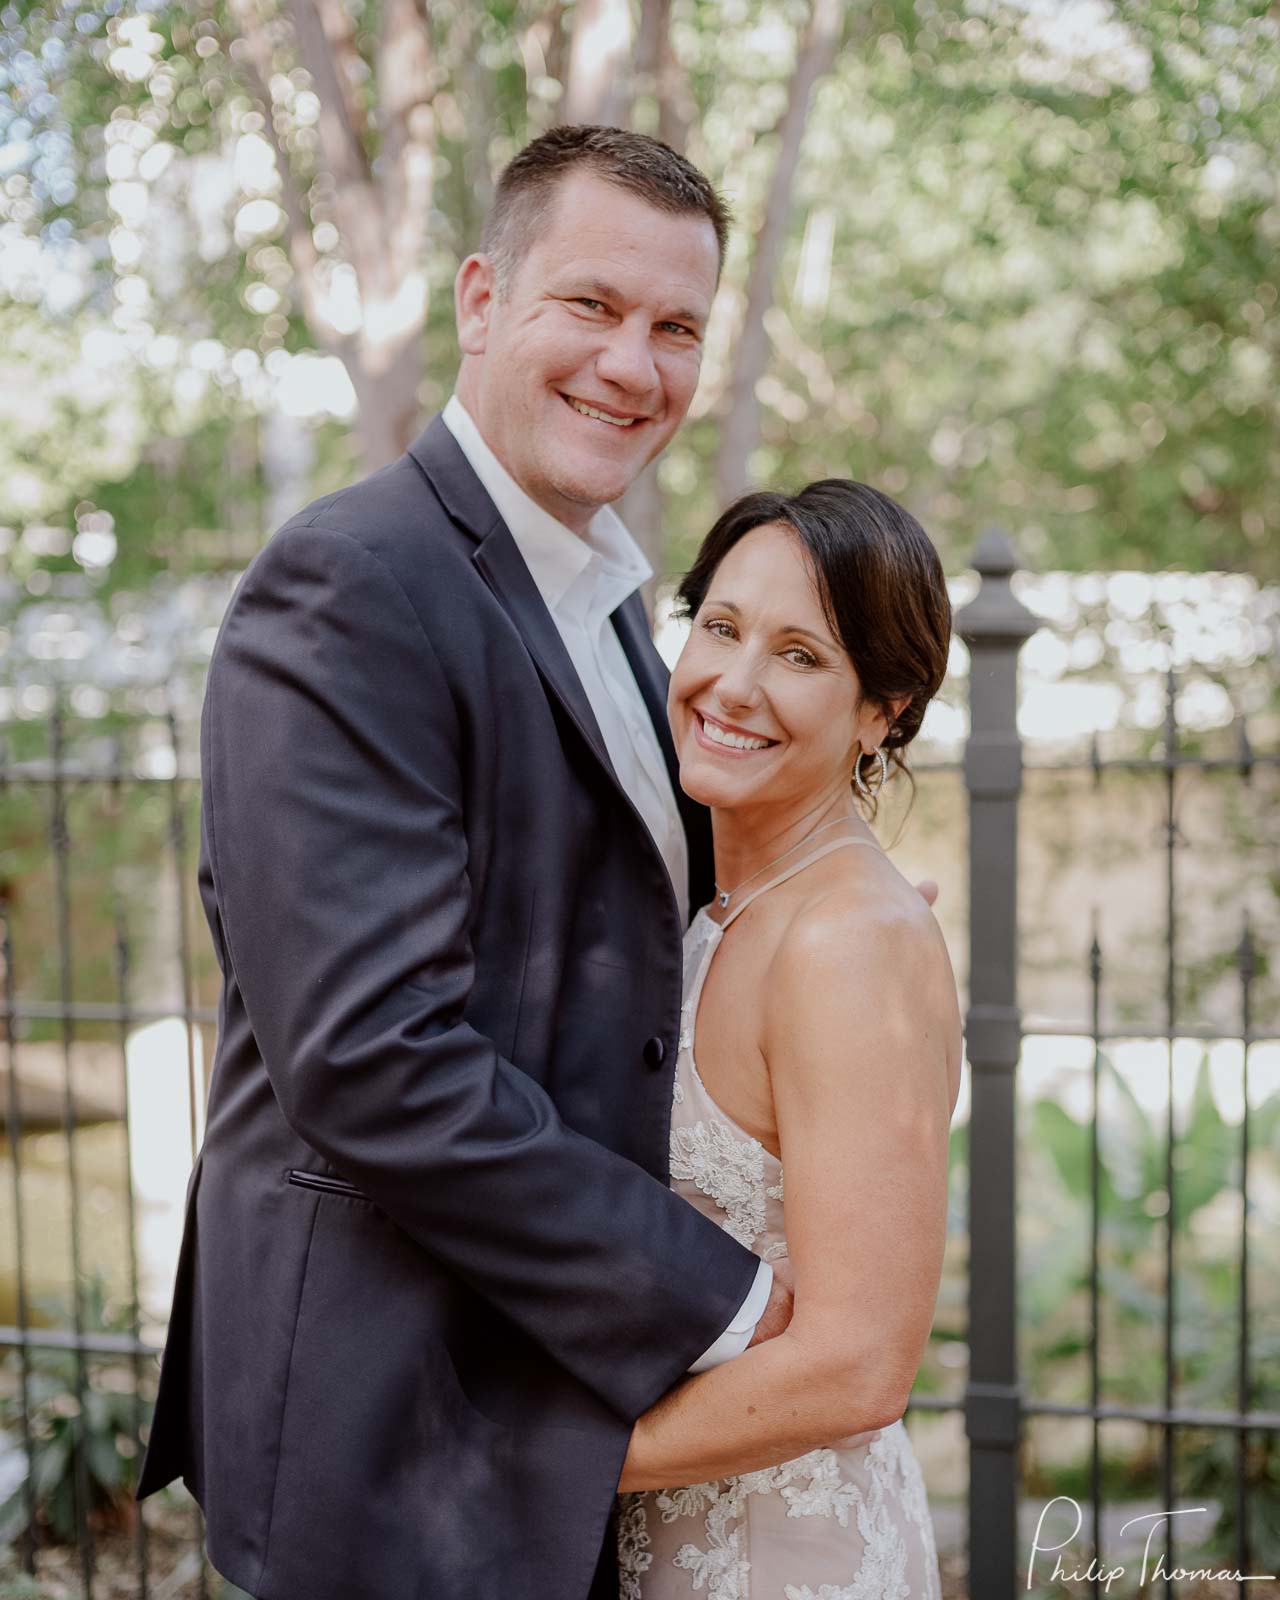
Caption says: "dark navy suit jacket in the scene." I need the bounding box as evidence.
[136,418,761,1599]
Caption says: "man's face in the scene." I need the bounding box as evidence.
[454,171,721,532]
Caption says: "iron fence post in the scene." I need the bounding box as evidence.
[957,529,1038,1597]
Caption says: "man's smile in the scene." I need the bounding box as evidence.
[559,392,650,427]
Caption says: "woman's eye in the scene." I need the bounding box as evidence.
[703,618,736,639]
[784,646,819,668]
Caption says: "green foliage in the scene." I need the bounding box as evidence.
[2,0,1277,590]
[0,1277,151,1551]
[1017,1047,1280,1553]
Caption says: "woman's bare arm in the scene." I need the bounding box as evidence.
[618,888,959,1491]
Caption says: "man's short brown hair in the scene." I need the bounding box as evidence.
[481,124,731,294]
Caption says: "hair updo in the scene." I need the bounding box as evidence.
[675,480,952,812]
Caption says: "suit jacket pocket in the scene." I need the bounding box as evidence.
[285,1168,372,1202]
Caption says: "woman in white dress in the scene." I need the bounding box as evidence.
[616,480,962,1600]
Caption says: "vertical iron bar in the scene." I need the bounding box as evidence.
[1089,916,1102,1596]
[1,895,38,1575]
[1236,917,1255,1595]
[50,698,95,1598]
[112,884,150,1600]
[165,703,201,1161]
[164,698,209,1599]
[1161,669,1176,1600]
[957,530,1037,1600]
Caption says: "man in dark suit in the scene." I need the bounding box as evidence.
[138,126,790,1600]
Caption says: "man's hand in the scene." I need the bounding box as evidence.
[746,1255,794,1349]
[914,878,939,908]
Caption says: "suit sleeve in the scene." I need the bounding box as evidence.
[201,519,761,1421]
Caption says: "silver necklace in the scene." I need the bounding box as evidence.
[714,815,858,910]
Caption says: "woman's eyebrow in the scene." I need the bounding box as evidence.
[703,598,834,648]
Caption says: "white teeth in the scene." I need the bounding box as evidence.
[567,397,637,426]
[702,718,771,751]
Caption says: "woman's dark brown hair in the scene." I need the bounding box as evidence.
[676,480,952,813]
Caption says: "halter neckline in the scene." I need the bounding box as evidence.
[705,833,882,930]
[682,833,882,1157]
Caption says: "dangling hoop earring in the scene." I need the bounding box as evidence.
[854,747,889,799]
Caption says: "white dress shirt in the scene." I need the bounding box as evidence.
[442,396,772,1373]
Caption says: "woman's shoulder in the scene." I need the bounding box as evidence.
[765,844,952,1005]
[760,846,961,1106]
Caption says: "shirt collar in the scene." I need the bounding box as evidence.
[442,394,651,616]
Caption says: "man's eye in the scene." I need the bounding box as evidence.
[660,322,696,337]
[575,298,604,311]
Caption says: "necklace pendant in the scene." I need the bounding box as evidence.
[717,890,730,908]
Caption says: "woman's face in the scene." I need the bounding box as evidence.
[668,522,893,814]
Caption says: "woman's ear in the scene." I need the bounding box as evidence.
[885,694,911,740]
[859,695,909,753]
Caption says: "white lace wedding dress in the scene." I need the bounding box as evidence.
[617,839,942,1600]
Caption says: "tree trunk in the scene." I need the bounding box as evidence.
[350,332,425,470]
[632,0,693,153]
[714,0,842,504]
[616,0,698,609]
[231,0,436,478]
[560,0,633,126]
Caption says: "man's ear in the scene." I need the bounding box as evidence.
[455,254,495,356]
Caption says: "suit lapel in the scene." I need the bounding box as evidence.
[408,417,615,782]
[471,528,617,777]
[612,594,715,916]
[610,594,675,786]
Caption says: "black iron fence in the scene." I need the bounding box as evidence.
[0,694,213,1598]
[952,533,1278,1597]
[0,536,1275,1599]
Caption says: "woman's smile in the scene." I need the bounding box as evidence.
[693,709,780,756]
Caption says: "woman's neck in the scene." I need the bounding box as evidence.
[709,790,869,903]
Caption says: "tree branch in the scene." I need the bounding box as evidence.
[284,0,374,198]
[226,0,354,360]
[312,0,373,149]
[715,0,842,503]
[376,0,437,285]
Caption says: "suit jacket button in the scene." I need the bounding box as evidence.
[643,1036,666,1070]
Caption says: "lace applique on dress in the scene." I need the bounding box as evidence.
[881,1424,943,1600]
[634,1447,917,1600]
[669,1118,767,1250]
[780,1451,862,1525]
[617,1496,653,1600]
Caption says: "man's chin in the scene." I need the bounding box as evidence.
[549,466,642,513]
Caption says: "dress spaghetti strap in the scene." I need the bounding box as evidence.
[719,835,882,930]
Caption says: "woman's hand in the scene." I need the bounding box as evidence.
[746,1255,794,1349]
